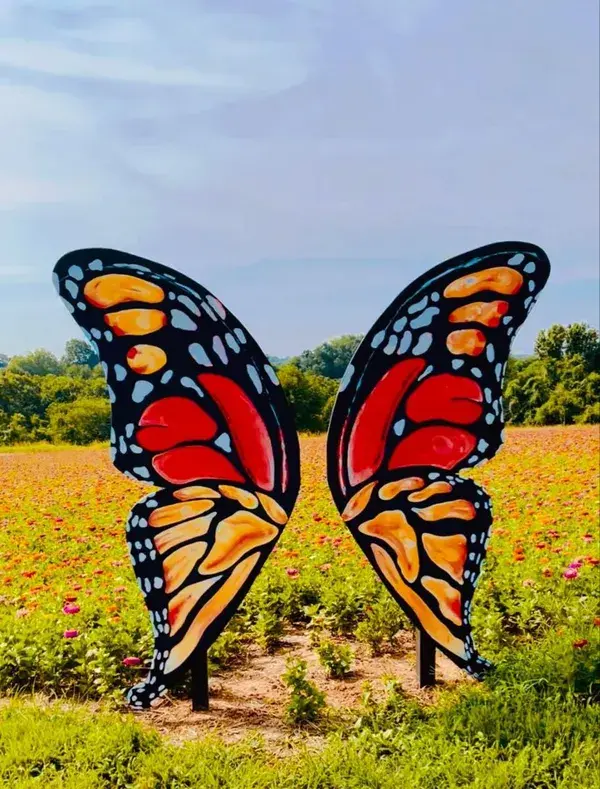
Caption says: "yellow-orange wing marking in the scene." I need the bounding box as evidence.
[149,500,215,528]
[415,500,476,522]
[163,542,208,594]
[256,492,288,525]
[359,510,419,583]
[219,485,259,510]
[378,477,424,501]
[154,515,216,554]
[174,486,222,501]
[443,267,523,298]
[422,576,462,626]
[372,545,465,658]
[164,552,260,674]
[446,329,486,356]
[168,577,220,637]
[407,481,452,503]
[448,300,509,327]
[198,511,278,575]
[104,308,167,336]
[342,481,377,521]
[126,344,167,374]
[422,533,468,584]
[83,273,164,308]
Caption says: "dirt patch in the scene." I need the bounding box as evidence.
[137,630,467,749]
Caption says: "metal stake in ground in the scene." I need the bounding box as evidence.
[416,629,436,688]
[191,650,209,711]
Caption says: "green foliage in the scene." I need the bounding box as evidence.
[290,334,363,379]
[7,348,63,376]
[355,596,409,655]
[47,397,111,445]
[61,338,100,368]
[277,363,337,432]
[282,658,326,724]
[316,638,354,678]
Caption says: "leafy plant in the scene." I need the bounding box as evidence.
[316,638,354,678]
[282,658,326,724]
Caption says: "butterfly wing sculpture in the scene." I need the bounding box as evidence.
[53,249,300,707]
[327,241,550,678]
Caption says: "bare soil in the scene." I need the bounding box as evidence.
[136,629,467,749]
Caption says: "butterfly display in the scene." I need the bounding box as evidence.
[326,241,550,678]
[53,249,301,708]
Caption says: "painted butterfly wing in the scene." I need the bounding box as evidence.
[53,249,300,706]
[327,241,550,677]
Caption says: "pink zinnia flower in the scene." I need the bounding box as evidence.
[122,656,142,667]
[63,629,79,639]
[562,568,578,580]
[286,567,299,579]
[568,560,583,569]
[63,604,80,615]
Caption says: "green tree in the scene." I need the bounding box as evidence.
[291,335,363,379]
[61,338,99,368]
[7,349,63,376]
[47,397,111,444]
[535,323,599,372]
[277,364,337,432]
[0,371,44,419]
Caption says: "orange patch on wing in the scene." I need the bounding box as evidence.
[174,486,222,501]
[359,511,420,583]
[422,576,463,626]
[446,329,486,356]
[148,500,215,528]
[198,512,278,575]
[407,481,453,503]
[378,478,424,501]
[448,300,509,327]
[84,274,164,308]
[163,542,208,594]
[126,344,167,374]
[168,577,220,637]
[164,552,260,674]
[218,485,259,510]
[443,267,523,298]
[104,308,167,336]
[415,500,476,521]
[371,545,465,658]
[154,514,216,554]
[257,493,288,525]
[422,533,468,584]
[342,482,377,521]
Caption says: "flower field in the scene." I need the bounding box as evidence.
[0,427,598,787]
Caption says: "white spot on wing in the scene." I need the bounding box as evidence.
[247,364,263,393]
[132,381,154,402]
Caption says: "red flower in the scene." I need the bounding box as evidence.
[286,567,299,579]
[122,656,142,667]
[573,639,589,649]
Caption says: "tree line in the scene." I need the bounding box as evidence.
[0,323,597,445]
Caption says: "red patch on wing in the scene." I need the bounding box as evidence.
[136,397,217,452]
[389,426,476,470]
[347,359,425,486]
[406,374,483,425]
[153,446,244,485]
[198,373,275,491]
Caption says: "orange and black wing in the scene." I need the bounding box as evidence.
[53,249,300,706]
[327,241,550,678]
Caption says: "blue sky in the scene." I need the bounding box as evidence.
[1,0,598,358]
